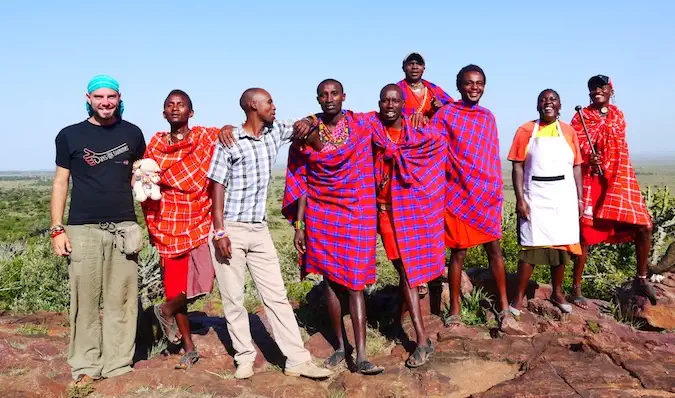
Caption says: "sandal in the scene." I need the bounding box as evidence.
[356,360,384,375]
[443,314,462,329]
[154,304,182,344]
[324,349,346,369]
[634,279,658,305]
[550,299,573,314]
[570,296,589,310]
[406,339,434,368]
[175,350,199,369]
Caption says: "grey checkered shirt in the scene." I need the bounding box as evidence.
[207,120,295,223]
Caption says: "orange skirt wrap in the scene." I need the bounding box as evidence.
[444,210,497,249]
[378,208,401,260]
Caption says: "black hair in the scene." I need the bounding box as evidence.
[317,79,344,95]
[379,83,402,99]
[456,64,486,91]
[164,89,193,110]
[537,88,560,103]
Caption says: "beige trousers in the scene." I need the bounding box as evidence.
[210,221,311,367]
[66,222,139,380]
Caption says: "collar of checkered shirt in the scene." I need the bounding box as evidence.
[236,123,273,140]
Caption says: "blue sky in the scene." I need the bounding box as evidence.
[1,1,673,171]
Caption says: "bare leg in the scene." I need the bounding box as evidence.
[550,263,568,306]
[571,244,589,309]
[347,289,367,364]
[512,261,533,310]
[634,225,657,304]
[160,295,195,352]
[635,225,652,278]
[324,281,345,353]
[483,240,509,312]
[394,260,426,347]
[448,249,466,318]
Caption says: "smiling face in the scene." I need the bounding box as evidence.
[458,71,485,104]
[537,90,561,123]
[589,83,613,107]
[378,85,403,124]
[87,88,120,120]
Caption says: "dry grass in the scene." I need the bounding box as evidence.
[121,386,217,398]
[365,325,393,357]
[67,382,95,398]
[15,323,48,336]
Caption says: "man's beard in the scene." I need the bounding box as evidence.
[94,108,118,119]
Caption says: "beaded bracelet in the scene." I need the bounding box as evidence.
[308,114,319,128]
[293,221,305,231]
[49,225,65,239]
[213,229,228,241]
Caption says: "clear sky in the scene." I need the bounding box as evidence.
[1,1,673,171]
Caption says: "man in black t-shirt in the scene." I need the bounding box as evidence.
[50,75,146,385]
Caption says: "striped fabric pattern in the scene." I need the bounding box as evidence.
[369,113,447,287]
[430,100,504,238]
[571,105,652,228]
[142,126,220,257]
[282,111,377,291]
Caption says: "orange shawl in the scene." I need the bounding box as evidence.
[142,126,220,257]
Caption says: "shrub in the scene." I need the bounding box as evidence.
[0,237,69,313]
[2,179,675,315]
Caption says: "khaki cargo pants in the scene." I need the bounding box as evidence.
[210,221,311,368]
[66,222,139,380]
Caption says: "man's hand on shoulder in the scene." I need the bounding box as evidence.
[292,117,316,141]
[219,125,236,148]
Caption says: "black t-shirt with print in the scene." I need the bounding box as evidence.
[55,119,146,225]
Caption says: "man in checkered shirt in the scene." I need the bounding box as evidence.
[206,87,331,380]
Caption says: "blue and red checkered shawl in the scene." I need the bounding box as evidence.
[429,101,503,238]
[282,110,377,291]
[397,79,453,117]
[368,113,446,287]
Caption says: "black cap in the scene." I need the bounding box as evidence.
[588,74,612,90]
[403,52,425,66]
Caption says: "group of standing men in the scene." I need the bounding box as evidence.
[50,52,656,386]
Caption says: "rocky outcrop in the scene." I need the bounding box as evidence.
[1,290,673,398]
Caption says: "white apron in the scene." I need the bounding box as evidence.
[518,120,580,247]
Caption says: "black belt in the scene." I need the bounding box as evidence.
[532,175,565,182]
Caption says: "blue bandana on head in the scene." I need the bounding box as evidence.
[86,74,125,117]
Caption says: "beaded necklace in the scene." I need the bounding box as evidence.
[318,115,349,149]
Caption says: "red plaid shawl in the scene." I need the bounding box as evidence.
[369,113,446,287]
[397,79,453,117]
[571,105,651,227]
[282,111,377,291]
[142,126,220,257]
[429,101,503,238]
